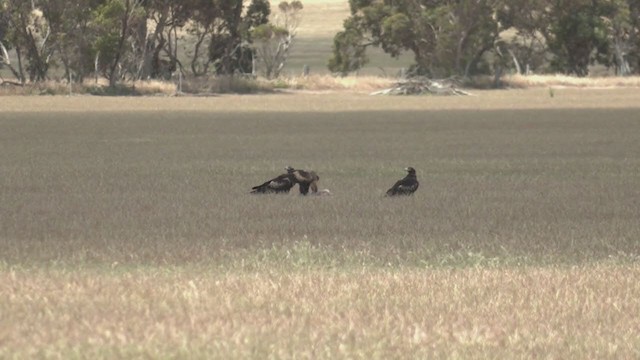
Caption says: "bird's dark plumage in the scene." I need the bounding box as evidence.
[250,166,296,194]
[292,169,320,195]
[385,167,419,196]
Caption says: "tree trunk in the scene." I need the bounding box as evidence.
[508,48,521,75]
[0,41,24,83]
[463,44,492,78]
[190,32,210,76]
[15,46,26,84]
[108,0,138,87]
[614,40,630,76]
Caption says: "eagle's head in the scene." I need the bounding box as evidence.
[285,166,295,173]
[405,167,416,175]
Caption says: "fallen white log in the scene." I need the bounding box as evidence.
[371,77,473,96]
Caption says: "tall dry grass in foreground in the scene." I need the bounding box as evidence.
[1,264,639,358]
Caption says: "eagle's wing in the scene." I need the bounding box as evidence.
[292,169,311,183]
[268,175,293,190]
[251,180,270,190]
[386,176,418,195]
[396,180,418,193]
[386,179,404,195]
[251,174,293,192]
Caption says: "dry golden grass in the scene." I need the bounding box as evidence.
[504,74,640,88]
[273,74,395,92]
[0,79,177,96]
[273,73,640,92]
[2,264,640,358]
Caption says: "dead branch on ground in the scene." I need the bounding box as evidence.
[371,77,472,96]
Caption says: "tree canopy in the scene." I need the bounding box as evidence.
[3,0,640,86]
[329,0,640,78]
[0,0,273,86]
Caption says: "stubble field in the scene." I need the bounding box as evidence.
[1,90,640,358]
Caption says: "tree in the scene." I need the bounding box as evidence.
[139,0,191,79]
[628,0,640,73]
[328,17,369,75]
[328,0,502,78]
[1,0,53,82]
[184,0,269,77]
[433,1,501,77]
[39,0,101,83]
[545,0,611,76]
[211,0,270,75]
[0,1,25,82]
[496,0,549,74]
[92,0,144,87]
[184,0,218,76]
[602,0,633,75]
[251,1,302,78]
[251,24,288,78]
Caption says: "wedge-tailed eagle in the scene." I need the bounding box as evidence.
[385,167,419,196]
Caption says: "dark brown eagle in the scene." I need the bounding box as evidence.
[250,166,297,194]
[385,167,419,196]
[291,168,320,195]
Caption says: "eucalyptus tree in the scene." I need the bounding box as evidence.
[545,0,611,76]
[601,0,634,75]
[91,0,145,86]
[251,1,303,79]
[496,0,549,74]
[185,0,270,76]
[329,0,502,78]
[0,1,25,82]
[501,0,630,76]
[629,0,640,73]
[140,0,191,79]
[1,0,52,82]
[39,0,103,82]
[210,0,270,75]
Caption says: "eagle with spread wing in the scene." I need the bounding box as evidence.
[385,167,419,196]
[250,166,297,194]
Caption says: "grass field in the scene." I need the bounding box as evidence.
[1,90,640,358]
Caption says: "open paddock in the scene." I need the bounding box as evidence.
[1,90,639,357]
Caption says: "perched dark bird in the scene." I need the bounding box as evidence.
[385,167,419,196]
[250,166,296,194]
[291,168,320,195]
